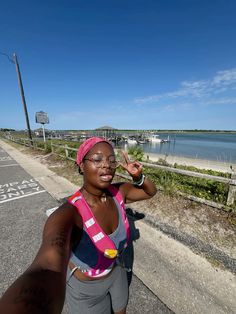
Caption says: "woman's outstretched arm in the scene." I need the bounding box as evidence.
[0,203,79,314]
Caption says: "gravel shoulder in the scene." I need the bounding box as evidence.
[6,141,236,273]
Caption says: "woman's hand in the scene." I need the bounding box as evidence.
[116,150,157,204]
[119,150,143,181]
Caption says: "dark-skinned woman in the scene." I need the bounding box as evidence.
[0,137,157,314]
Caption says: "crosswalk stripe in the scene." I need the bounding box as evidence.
[0,190,46,204]
[0,164,20,167]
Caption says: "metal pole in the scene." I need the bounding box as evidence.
[42,123,46,142]
[13,53,33,146]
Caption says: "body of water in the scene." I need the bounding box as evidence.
[118,133,236,163]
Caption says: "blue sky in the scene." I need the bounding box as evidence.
[1,0,236,131]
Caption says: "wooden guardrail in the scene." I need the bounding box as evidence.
[4,135,236,210]
[51,143,77,161]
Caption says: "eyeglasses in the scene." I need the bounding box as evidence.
[84,154,118,169]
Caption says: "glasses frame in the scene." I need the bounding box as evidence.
[83,155,119,169]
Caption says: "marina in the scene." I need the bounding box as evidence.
[10,128,236,168]
[116,132,236,165]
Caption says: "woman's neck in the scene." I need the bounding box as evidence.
[81,186,107,203]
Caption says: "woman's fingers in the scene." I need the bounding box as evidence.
[121,150,130,165]
[118,151,143,176]
[132,161,142,168]
[120,161,143,174]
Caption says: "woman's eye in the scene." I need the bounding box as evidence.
[93,158,102,162]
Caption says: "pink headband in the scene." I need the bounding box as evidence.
[76,137,112,165]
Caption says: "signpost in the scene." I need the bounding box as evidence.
[35,111,49,142]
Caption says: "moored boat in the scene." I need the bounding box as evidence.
[137,140,146,144]
[127,137,137,144]
[148,134,163,143]
[161,135,170,143]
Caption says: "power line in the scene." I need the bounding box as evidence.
[0,52,14,64]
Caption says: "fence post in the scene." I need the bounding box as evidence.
[227,167,236,206]
[65,145,69,159]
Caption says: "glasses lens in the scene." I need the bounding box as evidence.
[92,156,103,168]
[107,156,116,168]
[90,155,117,168]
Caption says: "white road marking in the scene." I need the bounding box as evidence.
[46,207,58,217]
[0,190,46,203]
[0,164,20,168]
[0,157,13,161]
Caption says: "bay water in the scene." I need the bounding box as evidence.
[119,132,236,163]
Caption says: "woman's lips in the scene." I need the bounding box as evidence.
[100,174,113,181]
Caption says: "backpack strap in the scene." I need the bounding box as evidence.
[108,184,130,245]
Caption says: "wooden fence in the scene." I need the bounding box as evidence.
[4,136,236,211]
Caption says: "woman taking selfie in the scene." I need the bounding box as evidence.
[0,137,157,314]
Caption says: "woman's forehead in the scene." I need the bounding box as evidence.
[87,142,114,155]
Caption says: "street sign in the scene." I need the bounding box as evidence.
[35,111,49,124]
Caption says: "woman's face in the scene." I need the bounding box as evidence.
[80,142,116,189]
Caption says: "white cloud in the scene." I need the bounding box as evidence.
[134,95,162,103]
[162,102,194,112]
[134,68,236,104]
[203,98,236,105]
[211,68,236,87]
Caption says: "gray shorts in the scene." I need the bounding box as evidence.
[66,265,129,314]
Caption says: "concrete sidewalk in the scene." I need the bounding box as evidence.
[0,140,77,200]
[1,139,236,314]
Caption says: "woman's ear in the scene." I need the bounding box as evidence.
[79,162,84,174]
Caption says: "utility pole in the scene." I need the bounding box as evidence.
[13,53,33,145]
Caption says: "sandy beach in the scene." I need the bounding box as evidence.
[144,152,236,173]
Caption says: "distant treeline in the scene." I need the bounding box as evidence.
[113,129,236,133]
[57,129,236,133]
[1,128,235,133]
[0,128,15,132]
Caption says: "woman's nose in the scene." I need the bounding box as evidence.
[101,158,110,168]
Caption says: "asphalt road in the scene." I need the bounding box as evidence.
[0,147,58,293]
[0,145,172,313]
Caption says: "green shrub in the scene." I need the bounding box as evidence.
[156,158,171,166]
[35,141,51,153]
[143,166,230,206]
[128,146,144,161]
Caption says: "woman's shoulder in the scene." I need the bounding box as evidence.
[111,182,133,199]
[111,181,133,190]
[47,201,83,229]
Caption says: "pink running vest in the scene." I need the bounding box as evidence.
[68,184,130,278]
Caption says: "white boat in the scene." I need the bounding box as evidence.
[148,134,163,143]
[161,135,170,143]
[137,139,146,144]
[127,137,137,144]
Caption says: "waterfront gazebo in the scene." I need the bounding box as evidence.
[94,126,117,139]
